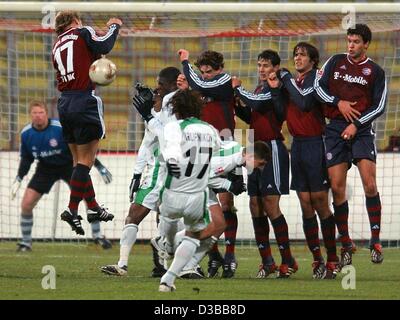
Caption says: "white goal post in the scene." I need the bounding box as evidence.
[1,2,400,13]
[0,2,399,246]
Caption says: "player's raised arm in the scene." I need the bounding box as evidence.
[178,49,232,100]
[280,68,318,112]
[353,66,387,128]
[267,72,287,123]
[81,18,122,55]
[233,82,273,112]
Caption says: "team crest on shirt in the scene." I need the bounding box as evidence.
[49,138,58,147]
[362,67,371,76]
[326,153,333,160]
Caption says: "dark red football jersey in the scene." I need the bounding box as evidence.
[248,85,284,141]
[315,53,387,126]
[233,84,285,141]
[181,60,236,136]
[52,25,119,92]
[201,99,236,135]
[285,72,325,137]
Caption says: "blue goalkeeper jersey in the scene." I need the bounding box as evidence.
[20,118,72,169]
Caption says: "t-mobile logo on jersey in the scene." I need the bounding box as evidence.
[334,72,368,85]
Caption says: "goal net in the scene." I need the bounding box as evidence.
[0,2,399,247]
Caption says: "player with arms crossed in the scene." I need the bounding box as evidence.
[314,24,387,264]
[233,50,297,278]
[267,43,340,278]
[52,11,122,234]
[11,101,113,251]
[178,49,240,278]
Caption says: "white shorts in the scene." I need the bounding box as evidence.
[208,188,220,207]
[159,189,210,233]
[134,159,166,211]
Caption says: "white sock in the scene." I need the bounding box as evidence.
[20,215,33,246]
[160,236,200,287]
[159,216,179,254]
[90,221,101,239]
[173,229,186,252]
[183,236,217,270]
[118,224,138,268]
[177,219,185,232]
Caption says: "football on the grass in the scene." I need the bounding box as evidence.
[89,57,117,86]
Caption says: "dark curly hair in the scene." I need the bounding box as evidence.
[293,42,320,69]
[194,50,224,70]
[170,89,203,120]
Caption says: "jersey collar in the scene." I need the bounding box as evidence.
[58,27,77,38]
[347,54,369,65]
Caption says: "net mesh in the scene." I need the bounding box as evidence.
[0,9,399,246]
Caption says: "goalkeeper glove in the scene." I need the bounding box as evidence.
[132,83,154,122]
[94,163,113,184]
[11,176,22,200]
[129,173,142,202]
[227,171,244,184]
[166,159,181,178]
[228,179,247,196]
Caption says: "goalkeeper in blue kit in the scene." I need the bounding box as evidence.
[11,101,113,251]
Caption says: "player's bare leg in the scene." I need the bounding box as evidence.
[264,195,297,278]
[18,188,42,252]
[329,163,354,266]
[250,196,277,278]
[357,159,383,263]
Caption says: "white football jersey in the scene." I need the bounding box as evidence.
[133,90,178,174]
[162,117,220,193]
[209,140,244,178]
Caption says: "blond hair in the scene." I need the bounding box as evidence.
[55,11,81,35]
[29,101,48,114]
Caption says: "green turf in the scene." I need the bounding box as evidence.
[0,242,399,300]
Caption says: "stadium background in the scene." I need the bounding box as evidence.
[0,0,399,246]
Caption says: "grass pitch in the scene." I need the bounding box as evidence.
[0,241,399,300]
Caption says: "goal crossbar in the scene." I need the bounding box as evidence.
[1,1,400,13]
